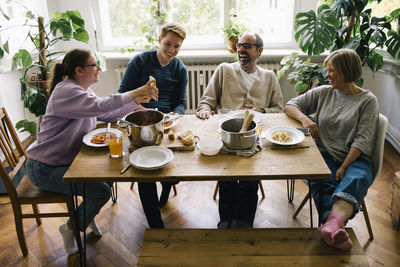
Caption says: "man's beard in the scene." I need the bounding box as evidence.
[239,52,252,68]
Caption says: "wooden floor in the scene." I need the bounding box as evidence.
[1,141,399,266]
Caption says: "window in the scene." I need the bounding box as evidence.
[0,0,48,56]
[95,0,307,51]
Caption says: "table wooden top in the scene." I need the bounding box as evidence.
[137,228,369,266]
[64,114,331,183]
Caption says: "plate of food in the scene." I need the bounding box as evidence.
[129,146,174,170]
[83,128,123,147]
[264,126,305,146]
[163,114,180,130]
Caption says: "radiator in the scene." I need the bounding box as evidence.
[115,63,281,114]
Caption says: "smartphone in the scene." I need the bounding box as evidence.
[297,127,310,136]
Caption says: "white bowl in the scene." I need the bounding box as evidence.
[196,139,223,156]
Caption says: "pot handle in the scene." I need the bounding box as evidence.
[126,125,131,136]
[241,133,258,139]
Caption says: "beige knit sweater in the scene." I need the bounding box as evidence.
[196,62,283,113]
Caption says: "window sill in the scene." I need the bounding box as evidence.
[102,48,326,65]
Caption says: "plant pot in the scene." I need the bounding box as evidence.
[27,75,50,99]
[228,37,238,53]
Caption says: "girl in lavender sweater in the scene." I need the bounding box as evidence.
[26,49,158,255]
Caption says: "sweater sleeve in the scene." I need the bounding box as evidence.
[264,73,284,113]
[50,83,135,119]
[351,94,379,156]
[171,65,188,115]
[118,55,142,93]
[285,86,325,115]
[196,64,223,112]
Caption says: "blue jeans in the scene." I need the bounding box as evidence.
[309,152,373,222]
[26,158,111,231]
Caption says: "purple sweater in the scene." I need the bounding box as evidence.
[27,79,137,165]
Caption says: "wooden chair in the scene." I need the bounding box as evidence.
[0,107,82,256]
[292,114,388,241]
[213,181,265,200]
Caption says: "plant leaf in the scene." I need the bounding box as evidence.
[73,29,89,43]
[12,49,32,70]
[294,5,339,56]
[15,119,37,136]
[366,50,383,73]
[386,30,400,60]
[3,40,9,53]
[50,18,72,39]
[66,10,85,30]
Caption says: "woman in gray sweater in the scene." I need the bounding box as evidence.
[285,48,379,251]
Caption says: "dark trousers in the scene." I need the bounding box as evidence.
[218,180,259,226]
[138,181,177,228]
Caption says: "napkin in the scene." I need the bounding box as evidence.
[220,138,262,157]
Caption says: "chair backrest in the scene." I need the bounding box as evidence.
[370,114,388,183]
[0,107,27,200]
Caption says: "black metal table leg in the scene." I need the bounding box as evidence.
[83,183,86,267]
[71,183,84,266]
[111,182,117,203]
[287,179,295,202]
[308,180,313,228]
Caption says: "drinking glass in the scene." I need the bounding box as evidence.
[108,135,124,158]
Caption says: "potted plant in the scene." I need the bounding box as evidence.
[293,1,400,76]
[222,9,249,54]
[0,8,90,136]
[278,53,328,94]
[279,1,400,94]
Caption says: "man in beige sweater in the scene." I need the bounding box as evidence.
[196,33,284,228]
[196,33,283,118]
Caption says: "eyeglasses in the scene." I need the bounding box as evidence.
[236,43,260,49]
[82,63,100,68]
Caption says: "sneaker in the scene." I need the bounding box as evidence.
[89,219,103,237]
[59,223,78,255]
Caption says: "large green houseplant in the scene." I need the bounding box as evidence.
[280,0,400,93]
[0,8,90,136]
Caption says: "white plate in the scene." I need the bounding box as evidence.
[129,146,174,170]
[163,114,180,130]
[83,128,122,147]
[264,126,305,146]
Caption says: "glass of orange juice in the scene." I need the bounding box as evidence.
[108,135,124,158]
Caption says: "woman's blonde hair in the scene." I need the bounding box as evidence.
[324,48,362,82]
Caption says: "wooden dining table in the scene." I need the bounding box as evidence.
[63,113,331,183]
[64,113,332,266]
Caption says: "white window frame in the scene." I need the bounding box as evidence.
[92,0,317,52]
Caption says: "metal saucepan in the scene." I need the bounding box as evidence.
[220,118,258,150]
[125,110,164,148]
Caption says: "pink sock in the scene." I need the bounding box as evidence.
[332,229,353,251]
[317,214,345,246]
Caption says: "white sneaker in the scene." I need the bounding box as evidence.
[59,223,78,255]
[89,219,103,237]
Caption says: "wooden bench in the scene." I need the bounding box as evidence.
[138,228,369,266]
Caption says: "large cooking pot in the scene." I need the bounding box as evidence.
[220,118,258,150]
[125,110,164,148]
